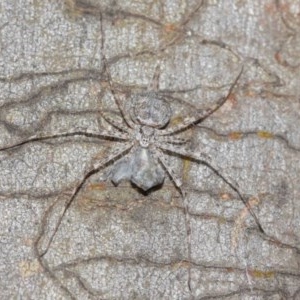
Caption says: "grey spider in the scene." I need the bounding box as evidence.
[0,62,264,295]
[106,86,224,193]
[0,63,263,233]
[101,67,214,191]
[108,91,174,191]
[93,63,263,233]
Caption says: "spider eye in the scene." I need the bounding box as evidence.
[131,93,171,128]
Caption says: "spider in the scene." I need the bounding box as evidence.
[0,62,264,296]
[0,63,264,232]
[98,63,263,231]
[103,66,237,194]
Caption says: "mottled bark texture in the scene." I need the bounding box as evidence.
[0,0,299,299]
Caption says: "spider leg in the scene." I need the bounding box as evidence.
[38,141,134,257]
[159,143,265,234]
[152,147,184,193]
[147,64,160,91]
[156,135,190,145]
[97,85,133,134]
[101,110,133,134]
[99,10,136,130]
[0,130,130,152]
[158,66,243,136]
[152,147,193,293]
[101,57,136,130]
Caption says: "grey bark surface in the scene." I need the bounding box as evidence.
[0,0,299,299]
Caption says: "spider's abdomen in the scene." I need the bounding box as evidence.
[110,147,164,191]
[131,147,164,191]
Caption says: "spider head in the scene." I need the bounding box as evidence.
[130,93,171,128]
[137,126,154,148]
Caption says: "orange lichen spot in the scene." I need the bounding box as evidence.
[182,159,191,182]
[234,197,260,225]
[274,51,290,67]
[228,132,243,140]
[23,238,33,247]
[249,269,275,279]
[163,23,178,33]
[245,89,256,98]
[264,2,277,15]
[87,182,107,191]
[226,267,235,273]
[170,116,184,126]
[160,22,182,45]
[77,196,97,212]
[218,216,227,224]
[177,261,190,269]
[231,196,260,251]
[227,92,237,106]
[278,2,290,13]
[220,192,232,201]
[19,259,42,278]
[257,131,273,139]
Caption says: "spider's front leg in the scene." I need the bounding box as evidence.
[97,88,135,135]
[101,110,134,134]
[102,58,137,130]
[0,129,130,152]
[158,66,243,136]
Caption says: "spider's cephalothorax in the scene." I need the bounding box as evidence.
[130,92,172,128]
[135,126,154,148]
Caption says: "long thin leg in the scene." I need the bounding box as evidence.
[0,130,130,152]
[152,147,193,294]
[157,135,190,145]
[159,143,265,234]
[99,12,136,130]
[38,141,134,257]
[153,147,184,192]
[147,64,160,91]
[102,58,137,129]
[159,66,243,136]
[101,110,133,134]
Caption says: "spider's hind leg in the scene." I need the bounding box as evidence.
[36,141,134,258]
[152,147,194,294]
[159,143,265,234]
